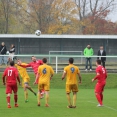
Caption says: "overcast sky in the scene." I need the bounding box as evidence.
[107,10,117,22]
[105,0,117,22]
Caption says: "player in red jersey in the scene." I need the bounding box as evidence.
[18,56,44,97]
[19,56,43,76]
[2,61,21,108]
[92,59,107,107]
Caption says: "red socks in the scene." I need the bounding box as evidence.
[6,96,10,105]
[95,93,102,105]
[100,93,103,101]
[14,95,18,103]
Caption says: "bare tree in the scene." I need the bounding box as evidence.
[75,0,116,21]
[74,0,116,33]
[0,0,10,33]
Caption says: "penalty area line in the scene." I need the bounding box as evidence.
[88,101,117,112]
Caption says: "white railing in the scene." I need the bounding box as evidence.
[0,54,116,74]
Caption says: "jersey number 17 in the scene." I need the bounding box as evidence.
[8,70,13,76]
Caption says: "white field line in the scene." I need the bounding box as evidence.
[88,101,117,112]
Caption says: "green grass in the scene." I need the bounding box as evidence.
[0,73,117,117]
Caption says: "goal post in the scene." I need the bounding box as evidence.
[49,51,83,64]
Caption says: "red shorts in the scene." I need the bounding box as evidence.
[95,82,106,93]
[6,83,18,94]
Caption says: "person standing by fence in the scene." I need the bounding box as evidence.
[7,44,16,65]
[0,42,7,66]
[97,46,106,68]
[84,44,94,71]
[9,44,15,61]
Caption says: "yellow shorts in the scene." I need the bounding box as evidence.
[22,78,30,87]
[38,83,50,91]
[66,84,78,93]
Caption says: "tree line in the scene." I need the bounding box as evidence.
[0,0,117,34]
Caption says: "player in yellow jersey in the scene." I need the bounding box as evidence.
[34,58,54,107]
[15,60,36,102]
[62,58,82,108]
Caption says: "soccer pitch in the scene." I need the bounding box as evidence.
[0,73,117,117]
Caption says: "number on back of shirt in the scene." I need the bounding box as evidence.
[70,67,75,73]
[8,70,13,76]
[43,68,46,74]
[102,68,105,74]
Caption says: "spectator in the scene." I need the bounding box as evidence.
[97,46,106,68]
[9,44,15,61]
[84,44,94,71]
[0,42,7,66]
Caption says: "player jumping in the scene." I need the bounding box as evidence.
[18,56,44,98]
[2,61,21,108]
[34,58,54,107]
[16,60,37,103]
[92,59,107,107]
[62,58,82,108]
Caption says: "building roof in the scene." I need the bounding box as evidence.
[0,34,117,39]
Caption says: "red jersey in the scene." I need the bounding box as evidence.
[95,65,107,83]
[20,60,43,74]
[3,67,18,84]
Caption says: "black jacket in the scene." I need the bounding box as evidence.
[0,45,7,55]
[97,50,106,61]
[9,46,15,53]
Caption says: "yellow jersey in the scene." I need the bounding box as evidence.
[15,63,30,79]
[38,64,54,84]
[64,64,80,85]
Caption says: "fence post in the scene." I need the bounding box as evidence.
[49,51,50,64]
[56,56,58,74]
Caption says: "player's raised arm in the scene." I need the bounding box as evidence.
[19,63,31,68]
[17,59,31,68]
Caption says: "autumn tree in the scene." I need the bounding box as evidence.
[0,0,12,33]
[0,0,27,33]
[48,0,81,34]
[12,0,54,34]
[74,0,116,34]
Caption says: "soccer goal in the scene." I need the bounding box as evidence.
[49,51,83,64]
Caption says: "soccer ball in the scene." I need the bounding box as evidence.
[35,30,41,36]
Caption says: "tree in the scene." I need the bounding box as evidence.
[74,0,116,34]
[0,0,11,33]
[12,0,54,34]
[48,0,81,34]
